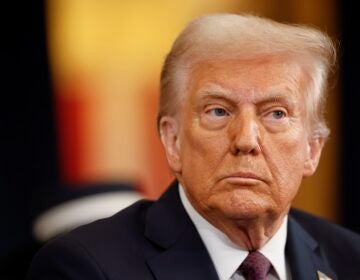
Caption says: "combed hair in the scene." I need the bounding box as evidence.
[158,13,337,139]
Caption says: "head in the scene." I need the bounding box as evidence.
[158,14,336,233]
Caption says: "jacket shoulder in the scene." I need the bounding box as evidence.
[290,208,360,265]
[28,199,156,279]
[64,198,153,245]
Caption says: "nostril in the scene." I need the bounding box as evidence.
[230,142,260,156]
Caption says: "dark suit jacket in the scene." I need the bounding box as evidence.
[28,182,360,279]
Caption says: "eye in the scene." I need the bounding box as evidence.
[262,108,290,132]
[201,105,231,130]
[210,107,229,117]
[271,110,286,119]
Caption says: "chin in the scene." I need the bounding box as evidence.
[211,193,274,220]
[225,205,268,220]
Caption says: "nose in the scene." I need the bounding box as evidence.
[229,110,261,156]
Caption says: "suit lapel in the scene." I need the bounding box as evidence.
[144,183,339,280]
[145,181,219,280]
[286,214,337,280]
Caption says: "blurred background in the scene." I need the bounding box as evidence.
[2,0,359,279]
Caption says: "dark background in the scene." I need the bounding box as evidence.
[1,1,359,279]
[340,2,360,232]
[2,1,58,279]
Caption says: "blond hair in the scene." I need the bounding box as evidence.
[158,13,336,139]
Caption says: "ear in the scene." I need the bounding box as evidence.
[303,137,325,177]
[159,116,182,173]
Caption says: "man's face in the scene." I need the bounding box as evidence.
[161,57,323,221]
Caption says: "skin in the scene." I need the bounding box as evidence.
[160,56,324,250]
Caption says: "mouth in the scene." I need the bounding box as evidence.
[221,171,266,185]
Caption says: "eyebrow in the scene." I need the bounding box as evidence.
[255,93,297,109]
[196,84,297,108]
[196,84,235,101]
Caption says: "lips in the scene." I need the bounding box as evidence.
[221,171,267,184]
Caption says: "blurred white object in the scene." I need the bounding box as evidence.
[33,191,142,242]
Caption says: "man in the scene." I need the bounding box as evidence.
[29,14,360,280]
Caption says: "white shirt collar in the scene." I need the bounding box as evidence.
[179,183,289,280]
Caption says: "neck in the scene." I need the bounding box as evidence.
[205,211,288,250]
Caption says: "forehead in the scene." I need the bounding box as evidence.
[187,56,307,103]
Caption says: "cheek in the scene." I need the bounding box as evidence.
[262,131,308,201]
[179,127,229,195]
[181,124,228,167]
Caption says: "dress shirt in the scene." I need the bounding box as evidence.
[179,184,290,280]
